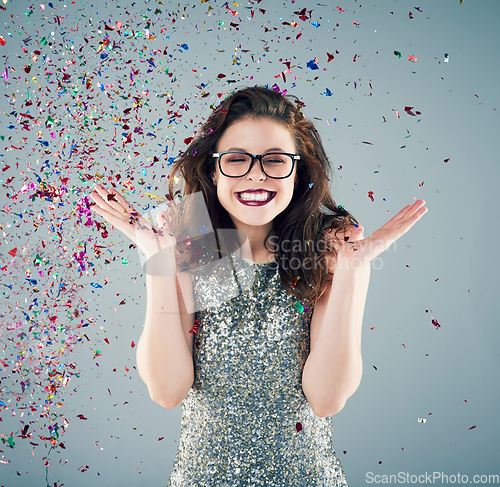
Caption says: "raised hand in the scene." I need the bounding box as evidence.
[89,185,176,261]
[326,199,428,271]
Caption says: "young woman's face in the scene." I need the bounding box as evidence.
[213,117,298,232]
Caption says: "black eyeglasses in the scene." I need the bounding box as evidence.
[212,151,300,179]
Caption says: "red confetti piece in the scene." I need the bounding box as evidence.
[0,36,5,46]
[409,12,414,19]
[432,318,441,329]
[337,6,346,13]
[404,106,420,116]
[8,248,18,257]
[327,52,334,62]
[402,344,406,348]
[343,450,347,454]
[226,5,238,16]
[469,424,477,430]
[367,191,374,202]
[444,158,450,163]
[158,437,164,441]
[408,55,419,62]
[189,319,200,334]
[296,422,303,432]
[131,341,136,348]
[77,414,88,420]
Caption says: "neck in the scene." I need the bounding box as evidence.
[232,219,275,262]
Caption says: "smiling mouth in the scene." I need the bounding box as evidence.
[235,191,277,205]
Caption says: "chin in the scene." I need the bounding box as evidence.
[235,211,275,227]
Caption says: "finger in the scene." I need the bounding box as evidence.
[397,200,427,227]
[90,189,128,220]
[103,187,142,220]
[92,185,141,223]
[380,200,426,230]
[90,203,130,228]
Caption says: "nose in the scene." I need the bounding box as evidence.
[246,156,266,181]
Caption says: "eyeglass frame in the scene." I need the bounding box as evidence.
[211,151,300,179]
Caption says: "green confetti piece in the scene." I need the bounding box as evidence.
[294,301,305,313]
[394,50,402,59]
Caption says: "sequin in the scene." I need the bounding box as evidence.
[167,255,349,486]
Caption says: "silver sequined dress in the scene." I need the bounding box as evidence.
[167,255,349,486]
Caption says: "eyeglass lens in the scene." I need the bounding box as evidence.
[220,153,293,178]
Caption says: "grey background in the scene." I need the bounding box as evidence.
[0,0,499,485]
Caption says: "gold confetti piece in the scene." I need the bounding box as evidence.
[144,192,167,201]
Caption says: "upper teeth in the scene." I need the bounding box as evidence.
[239,191,272,201]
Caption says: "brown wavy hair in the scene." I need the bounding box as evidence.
[167,85,360,308]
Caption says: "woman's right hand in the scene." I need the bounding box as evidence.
[89,185,177,261]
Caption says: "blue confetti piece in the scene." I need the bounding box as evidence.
[199,225,207,234]
[306,59,319,70]
[309,183,313,188]
[180,44,189,50]
[311,22,320,28]
[322,88,333,96]
[141,168,147,176]
[90,282,102,289]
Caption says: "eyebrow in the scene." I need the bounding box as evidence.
[226,147,286,152]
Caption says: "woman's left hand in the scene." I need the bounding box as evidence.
[325,199,428,272]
